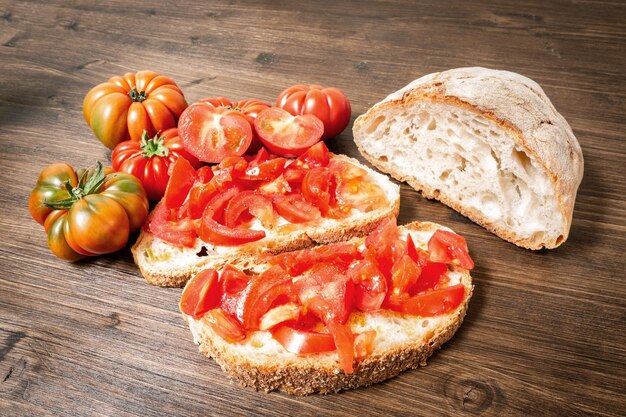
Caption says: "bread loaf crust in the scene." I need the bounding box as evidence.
[353,67,584,249]
[184,221,473,395]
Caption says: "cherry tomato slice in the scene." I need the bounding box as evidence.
[202,308,246,342]
[271,325,336,354]
[224,191,275,229]
[197,209,266,246]
[399,284,466,317]
[428,230,475,270]
[273,194,321,223]
[163,157,196,209]
[179,102,253,163]
[254,107,324,157]
[180,269,220,319]
[240,265,293,329]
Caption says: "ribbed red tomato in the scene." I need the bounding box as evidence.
[111,128,202,200]
[83,70,187,149]
[276,84,351,139]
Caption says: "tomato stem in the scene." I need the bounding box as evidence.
[43,161,107,210]
[128,87,147,103]
[140,130,169,158]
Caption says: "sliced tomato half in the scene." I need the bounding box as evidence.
[254,107,324,157]
[179,102,253,163]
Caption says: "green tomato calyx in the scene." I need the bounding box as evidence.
[128,87,147,103]
[44,162,107,210]
[140,130,170,158]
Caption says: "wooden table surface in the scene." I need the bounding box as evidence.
[1,1,625,416]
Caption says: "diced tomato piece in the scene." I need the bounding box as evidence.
[335,178,387,212]
[240,265,294,329]
[353,330,376,359]
[294,264,354,324]
[224,191,275,229]
[259,303,301,331]
[297,141,329,167]
[283,159,307,183]
[235,157,286,183]
[203,186,240,222]
[149,203,197,247]
[399,284,466,317]
[257,175,291,196]
[326,320,355,374]
[271,325,336,354]
[163,157,196,209]
[219,265,250,320]
[407,234,429,267]
[391,255,421,294]
[179,269,220,319]
[428,230,474,270]
[268,242,360,276]
[412,262,448,295]
[302,167,333,213]
[364,217,398,276]
[202,308,246,342]
[188,180,221,219]
[248,147,271,165]
[195,166,214,183]
[348,259,387,311]
[327,159,367,181]
[273,194,321,223]
[197,209,266,246]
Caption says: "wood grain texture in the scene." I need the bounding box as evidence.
[1,0,625,416]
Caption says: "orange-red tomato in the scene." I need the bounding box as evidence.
[428,230,475,270]
[112,128,202,201]
[203,309,246,342]
[180,269,221,319]
[271,325,336,354]
[276,84,351,139]
[83,70,187,149]
[29,162,149,260]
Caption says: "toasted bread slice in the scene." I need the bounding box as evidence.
[131,154,400,287]
[183,221,473,395]
[353,67,583,249]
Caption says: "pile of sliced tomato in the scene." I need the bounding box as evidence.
[147,142,389,248]
[180,218,474,374]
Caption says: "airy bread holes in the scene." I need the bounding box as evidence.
[367,115,386,134]
[511,148,533,175]
[427,119,437,130]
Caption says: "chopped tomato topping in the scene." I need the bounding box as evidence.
[272,194,321,223]
[202,308,246,342]
[271,325,336,354]
[224,191,275,229]
[163,157,196,209]
[398,284,466,317]
[179,269,220,319]
[240,265,294,329]
[353,330,376,359]
[428,230,475,270]
[149,203,197,247]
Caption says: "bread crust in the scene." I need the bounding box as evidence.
[131,154,400,287]
[183,221,473,395]
[353,67,584,250]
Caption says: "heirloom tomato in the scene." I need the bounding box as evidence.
[112,129,202,200]
[29,162,149,260]
[276,84,351,139]
[83,70,187,149]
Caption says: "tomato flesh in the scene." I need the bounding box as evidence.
[197,210,266,246]
[272,194,321,224]
[254,107,324,157]
[203,309,246,342]
[163,157,196,209]
[179,269,220,319]
[271,325,336,354]
[428,230,475,270]
[179,102,253,163]
[224,191,274,229]
[398,284,466,316]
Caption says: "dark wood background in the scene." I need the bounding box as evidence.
[1,1,625,416]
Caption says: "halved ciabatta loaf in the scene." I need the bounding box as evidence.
[132,154,400,287]
[353,67,584,249]
[183,221,473,395]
